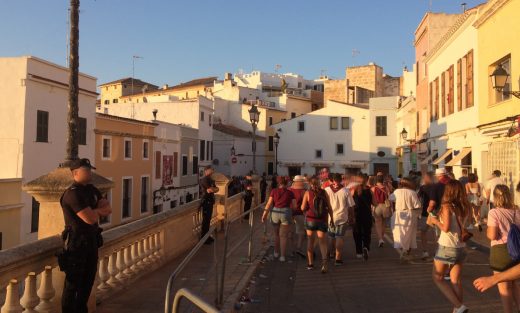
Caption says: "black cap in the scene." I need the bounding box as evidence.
[70,158,96,171]
[493,170,502,177]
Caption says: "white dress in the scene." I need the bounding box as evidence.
[389,189,422,250]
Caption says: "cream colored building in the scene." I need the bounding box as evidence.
[99,77,158,110]
[0,56,97,245]
[0,179,23,250]
[94,113,156,228]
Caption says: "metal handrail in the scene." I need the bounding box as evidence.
[164,225,218,313]
[218,202,265,305]
[172,288,220,313]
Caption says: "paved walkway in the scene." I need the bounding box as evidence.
[97,209,268,313]
[238,227,502,313]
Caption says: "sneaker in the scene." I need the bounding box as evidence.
[362,247,369,261]
[321,262,328,274]
[279,256,286,262]
[306,264,314,270]
[421,251,429,260]
[273,252,280,258]
[356,254,363,259]
[334,259,344,266]
[454,305,468,313]
[378,240,384,248]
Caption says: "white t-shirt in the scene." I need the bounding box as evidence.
[486,177,505,203]
[389,189,421,212]
[325,186,355,225]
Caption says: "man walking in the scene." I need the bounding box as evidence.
[485,170,505,209]
[200,165,219,244]
[60,158,111,313]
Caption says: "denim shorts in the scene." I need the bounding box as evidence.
[293,215,305,234]
[305,219,328,233]
[434,245,467,265]
[271,207,292,225]
[328,223,349,238]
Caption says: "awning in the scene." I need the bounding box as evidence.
[339,162,367,169]
[420,152,438,165]
[432,149,452,165]
[445,148,471,166]
[310,162,334,168]
[280,162,305,167]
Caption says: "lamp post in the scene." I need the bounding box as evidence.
[273,132,280,174]
[248,104,260,174]
[400,128,408,142]
[490,64,520,98]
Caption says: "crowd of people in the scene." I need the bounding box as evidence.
[259,167,520,313]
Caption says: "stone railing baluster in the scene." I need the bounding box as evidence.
[1,279,23,313]
[148,235,157,263]
[97,256,110,294]
[20,272,39,313]
[137,239,146,269]
[123,245,134,278]
[35,266,55,313]
[115,249,128,282]
[106,252,119,287]
[143,236,151,265]
[154,232,162,260]
[130,241,140,272]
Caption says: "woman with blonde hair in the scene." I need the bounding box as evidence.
[428,180,471,313]
[487,184,520,313]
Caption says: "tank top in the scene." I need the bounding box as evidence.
[289,188,305,216]
[438,211,466,248]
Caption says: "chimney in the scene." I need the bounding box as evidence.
[224,72,232,81]
[461,2,467,12]
[162,84,169,90]
[152,109,158,121]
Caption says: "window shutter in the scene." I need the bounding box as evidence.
[449,65,454,115]
[467,50,474,108]
[457,59,462,111]
[441,72,446,118]
[434,78,439,120]
[173,152,178,177]
[429,82,433,121]
[155,151,161,179]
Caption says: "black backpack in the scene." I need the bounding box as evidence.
[312,190,327,218]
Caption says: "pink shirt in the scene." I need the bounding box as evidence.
[487,208,520,246]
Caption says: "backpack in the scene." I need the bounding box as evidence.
[312,190,327,218]
[374,187,387,204]
[507,210,520,262]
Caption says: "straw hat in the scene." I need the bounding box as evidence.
[293,175,305,182]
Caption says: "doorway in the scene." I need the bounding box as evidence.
[288,167,301,177]
[373,163,389,175]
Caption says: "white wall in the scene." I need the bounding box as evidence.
[213,130,266,176]
[369,97,399,177]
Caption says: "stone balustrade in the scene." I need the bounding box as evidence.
[0,172,259,313]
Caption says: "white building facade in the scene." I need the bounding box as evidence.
[0,56,97,244]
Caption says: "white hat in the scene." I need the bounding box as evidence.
[435,168,447,176]
[293,175,305,182]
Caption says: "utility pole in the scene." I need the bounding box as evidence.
[65,0,80,164]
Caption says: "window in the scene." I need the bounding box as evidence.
[336,144,344,155]
[341,117,350,130]
[209,115,212,126]
[122,178,132,219]
[457,58,462,111]
[113,99,118,104]
[429,81,434,120]
[170,200,177,209]
[200,140,205,161]
[155,151,161,179]
[298,82,302,88]
[268,117,273,126]
[376,116,387,136]
[466,50,474,107]
[434,77,439,120]
[491,55,510,104]
[441,71,446,118]
[268,136,274,151]
[104,100,110,105]
[173,152,178,177]
[298,121,305,132]
[100,190,112,224]
[141,176,149,213]
[210,142,213,160]
[31,197,39,233]
[36,110,49,142]
[78,117,87,145]
[193,156,198,175]
[142,141,149,159]
[448,65,454,115]
[315,150,322,159]
[206,141,210,161]
[200,111,205,121]
[124,139,132,159]
[329,117,338,130]
[268,162,274,175]
[102,137,111,159]
[182,155,188,176]
[281,118,286,122]
[291,112,296,119]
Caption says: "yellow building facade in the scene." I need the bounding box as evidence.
[0,179,23,250]
[475,0,520,199]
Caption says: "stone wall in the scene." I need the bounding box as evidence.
[323,79,348,104]
[346,64,384,96]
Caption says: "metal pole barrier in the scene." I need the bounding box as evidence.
[213,228,219,308]
[247,207,254,263]
[218,222,230,306]
[172,288,220,313]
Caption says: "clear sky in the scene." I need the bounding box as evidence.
[0,0,484,87]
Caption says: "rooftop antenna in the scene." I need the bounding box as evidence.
[429,0,433,11]
[132,55,143,118]
[352,49,360,66]
[275,64,282,73]
[320,69,327,78]
[461,2,467,12]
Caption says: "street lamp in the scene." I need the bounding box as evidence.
[230,145,236,156]
[248,104,260,174]
[490,64,520,98]
[400,128,408,141]
[274,132,280,174]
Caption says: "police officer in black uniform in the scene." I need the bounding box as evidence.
[199,165,219,244]
[59,158,111,313]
